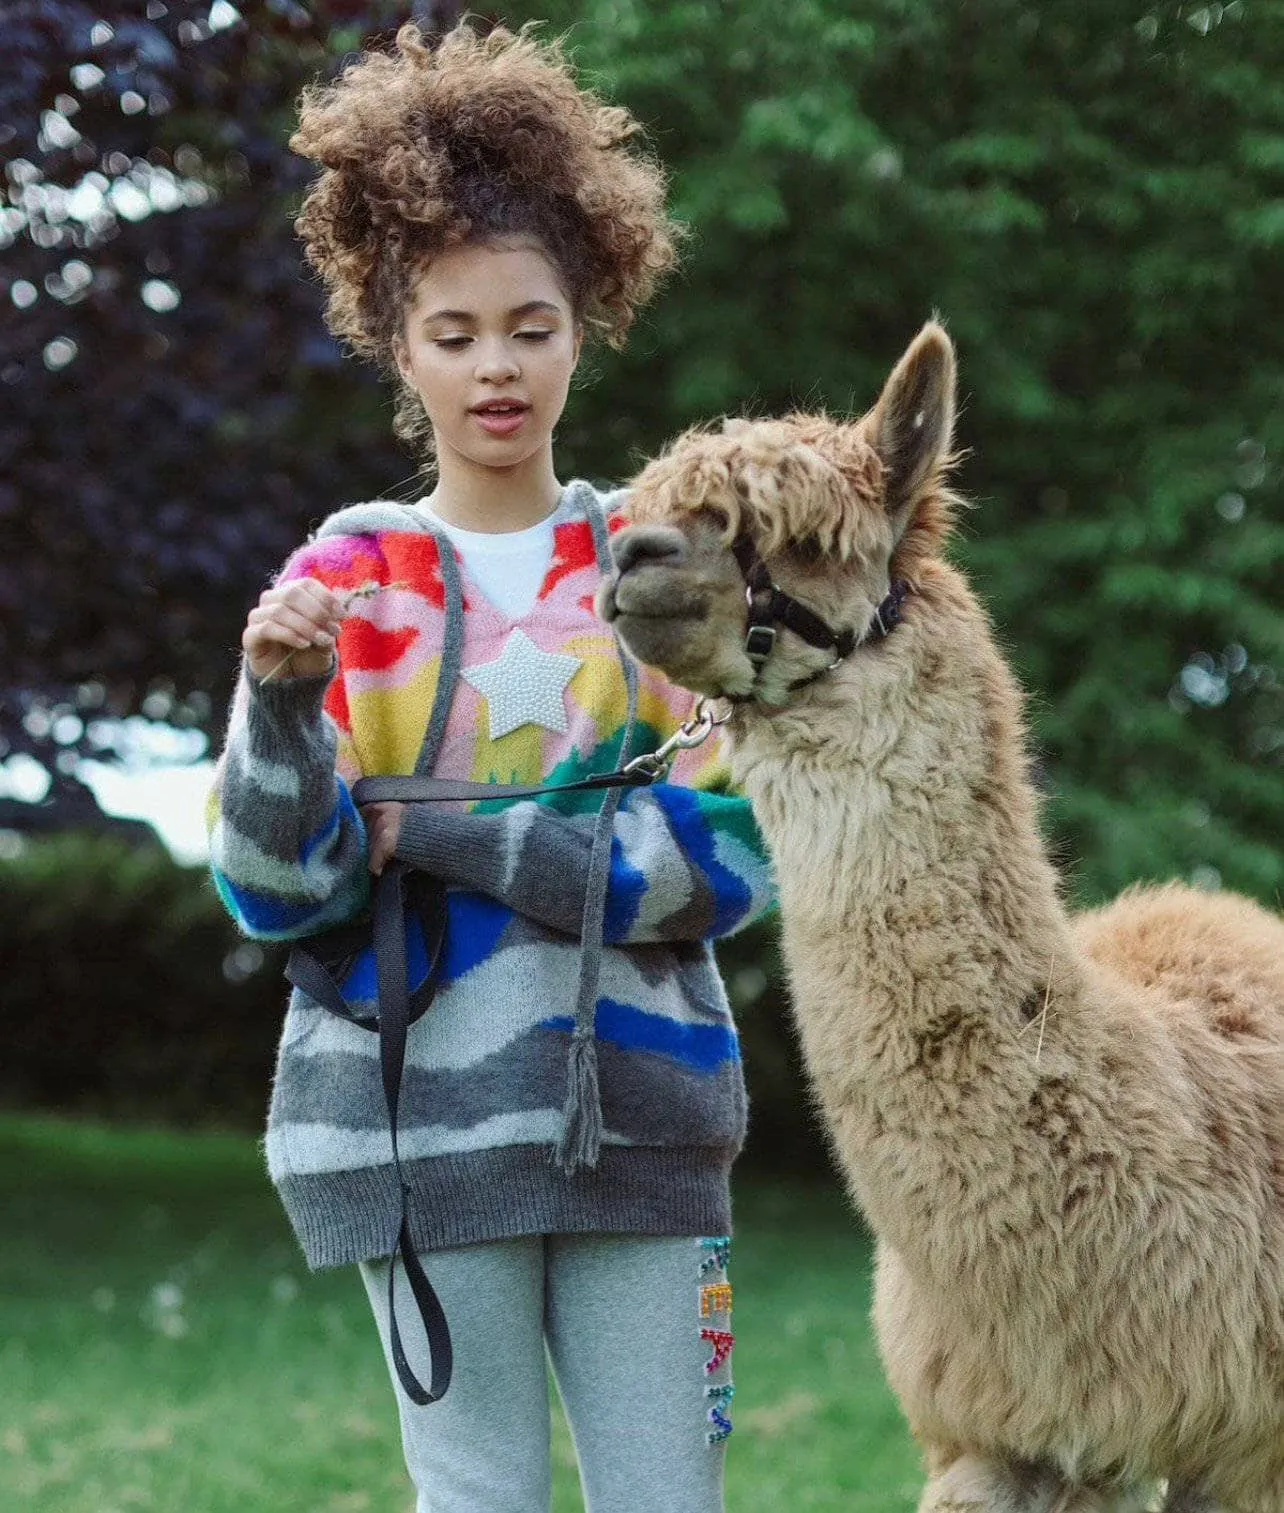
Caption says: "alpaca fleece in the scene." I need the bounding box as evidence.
[607,324,1284,1511]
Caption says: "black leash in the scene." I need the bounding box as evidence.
[285,863,452,1403]
[351,765,661,806]
[374,860,451,1407]
[284,707,724,1406]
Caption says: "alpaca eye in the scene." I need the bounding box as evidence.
[792,535,826,564]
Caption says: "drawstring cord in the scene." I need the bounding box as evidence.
[554,490,641,1172]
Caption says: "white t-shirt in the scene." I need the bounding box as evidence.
[419,506,555,620]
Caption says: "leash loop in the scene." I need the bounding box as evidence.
[373,861,453,1406]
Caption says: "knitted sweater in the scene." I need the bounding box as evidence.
[207,480,776,1269]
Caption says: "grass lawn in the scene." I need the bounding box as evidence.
[0,1115,923,1512]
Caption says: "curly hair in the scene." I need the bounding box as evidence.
[291,20,679,442]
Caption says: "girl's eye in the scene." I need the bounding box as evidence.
[434,336,471,350]
[515,329,555,342]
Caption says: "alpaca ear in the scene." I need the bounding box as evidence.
[871,322,956,536]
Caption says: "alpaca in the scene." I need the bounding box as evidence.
[596,324,1284,1513]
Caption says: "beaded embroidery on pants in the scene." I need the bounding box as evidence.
[695,1236,734,1444]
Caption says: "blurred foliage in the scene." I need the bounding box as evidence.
[2,0,1282,910]
[2,0,419,778]
[0,832,286,1125]
[509,0,1284,907]
[0,830,831,1168]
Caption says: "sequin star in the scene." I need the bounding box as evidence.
[462,628,583,739]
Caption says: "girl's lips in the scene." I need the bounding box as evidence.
[471,404,531,438]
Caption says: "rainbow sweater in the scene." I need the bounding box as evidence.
[207,481,776,1269]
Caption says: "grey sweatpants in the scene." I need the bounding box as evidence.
[359,1233,734,1513]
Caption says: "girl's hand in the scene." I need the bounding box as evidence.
[243,579,346,681]
[362,802,405,875]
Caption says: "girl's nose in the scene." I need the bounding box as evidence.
[475,341,520,383]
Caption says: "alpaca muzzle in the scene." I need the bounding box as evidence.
[601,525,706,627]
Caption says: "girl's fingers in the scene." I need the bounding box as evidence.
[243,619,308,655]
[242,578,348,678]
[249,595,335,636]
[248,604,336,648]
[291,579,347,627]
[267,579,346,626]
[362,803,402,874]
[256,646,334,682]
[246,628,314,653]
[244,630,307,659]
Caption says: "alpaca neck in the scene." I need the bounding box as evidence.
[731,564,1080,1243]
[737,566,1068,978]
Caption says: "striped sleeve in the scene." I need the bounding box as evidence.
[393,727,775,945]
[206,544,370,941]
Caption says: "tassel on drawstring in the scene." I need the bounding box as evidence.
[552,490,639,1178]
[555,1032,604,1173]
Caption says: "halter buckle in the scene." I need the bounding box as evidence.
[744,624,777,665]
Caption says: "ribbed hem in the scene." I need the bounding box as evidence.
[277,1144,735,1270]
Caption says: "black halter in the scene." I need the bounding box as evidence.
[730,533,910,700]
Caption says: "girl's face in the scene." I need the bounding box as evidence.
[395,238,582,475]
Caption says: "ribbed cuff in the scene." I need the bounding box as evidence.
[395,805,502,889]
[245,659,335,709]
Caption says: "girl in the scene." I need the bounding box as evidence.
[207,22,774,1513]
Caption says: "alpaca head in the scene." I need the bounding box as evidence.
[598,323,959,705]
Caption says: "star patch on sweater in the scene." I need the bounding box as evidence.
[463,628,583,739]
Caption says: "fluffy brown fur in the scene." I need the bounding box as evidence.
[290,20,677,437]
[634,411,959,575]
[599,324,1284,1512]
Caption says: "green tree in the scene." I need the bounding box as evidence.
[509,0,1284,906]
[6,0,1282,907]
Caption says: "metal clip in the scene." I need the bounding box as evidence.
[622,698,733,781]
[620,751,664,782]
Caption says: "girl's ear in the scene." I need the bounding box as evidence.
[571,322,585,369]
